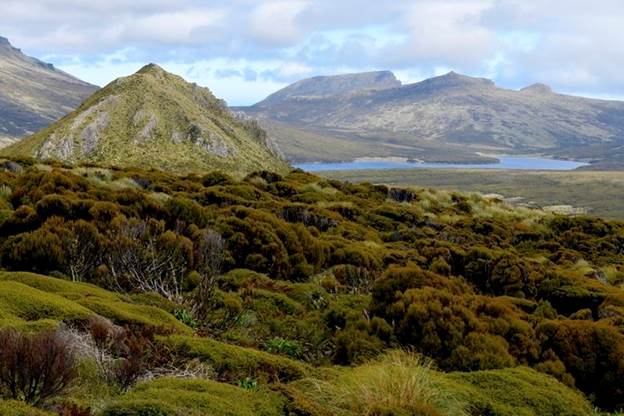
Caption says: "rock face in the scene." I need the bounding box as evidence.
[240,71,624,167]
[0,36,97,144]
[2,64,289,175]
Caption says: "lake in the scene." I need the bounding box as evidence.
[295,156,588,172]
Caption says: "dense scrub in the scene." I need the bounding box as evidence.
[0,159,623,413]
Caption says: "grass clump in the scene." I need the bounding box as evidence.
[293,350,469,416]
[290,352,595,416]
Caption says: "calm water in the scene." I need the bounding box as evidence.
[295,156,588,172]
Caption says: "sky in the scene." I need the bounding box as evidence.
[2,0,624,106]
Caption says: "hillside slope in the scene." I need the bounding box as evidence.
[241,71,624,166]
[0,37,97,145]
[2,64,288,175]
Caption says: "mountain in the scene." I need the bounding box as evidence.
[1,64,289,174]
[240,71,624,167]
[256,70,401,106]
[0,36,97,145]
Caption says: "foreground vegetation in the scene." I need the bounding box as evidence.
[0,158,622,414]
[321,167,624,219]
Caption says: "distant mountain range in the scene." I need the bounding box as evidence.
[3,33,624,171]
[0,36,97,146]
[239,71,624,168]
[1,64,288,175]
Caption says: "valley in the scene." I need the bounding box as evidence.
[321,168,624,219]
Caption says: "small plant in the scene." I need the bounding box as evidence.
[173,308,198,329]
[237,377,258,390]
[263,337,301,358]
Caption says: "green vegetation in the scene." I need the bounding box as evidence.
[321,167,624,219]
[0,272,190,333]
[289,351,594,416]
[0,400,55,416]
[0,159,622,414]
[161,335,310,383]
[101,378,285,416]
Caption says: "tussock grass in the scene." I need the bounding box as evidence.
[299,350,469,416]
[301,182,339,196]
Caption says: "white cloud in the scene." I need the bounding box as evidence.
[400,1,497,66]
[124,9,226,44]
[249,1,310,46]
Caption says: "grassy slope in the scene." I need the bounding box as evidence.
[259,119,500,164]
[258,119,384,163]
[320,168,624,219]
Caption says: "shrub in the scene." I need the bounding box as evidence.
[372,285,538,371]
[537,319,624,410]
[0,328,77,405]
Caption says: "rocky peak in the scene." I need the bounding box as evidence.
[426,71,495,88]
[521,83,553,94]
[256,70,402,106]
[0,36,18,54]
[137,63,166,76]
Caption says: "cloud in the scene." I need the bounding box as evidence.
[2,0,624,102]
[397,1,497,67]
[249,1,310,46]
[214,68,242,79]
[123,9,226,44]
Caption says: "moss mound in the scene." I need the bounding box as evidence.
[0,272,190,332]
[101,378,285,416]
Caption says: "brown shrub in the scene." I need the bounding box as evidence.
[0,328,77,405]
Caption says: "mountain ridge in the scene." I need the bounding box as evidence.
[0,36,98,144]
[240,70,624,167]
